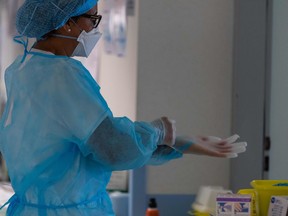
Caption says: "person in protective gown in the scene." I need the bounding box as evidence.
[0,0,247,215]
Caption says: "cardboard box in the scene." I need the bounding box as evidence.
[216,193,251,216]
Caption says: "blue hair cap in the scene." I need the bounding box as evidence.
[16,0,98,39]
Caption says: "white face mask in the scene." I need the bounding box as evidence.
[71,28,102,57]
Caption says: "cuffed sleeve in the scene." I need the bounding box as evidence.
[84,116,160,171]
[146,145,183,166]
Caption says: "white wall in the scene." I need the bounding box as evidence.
[0,7,23,111]
[98,1,139,120]
[269,0,288,179]
[137,0,234,194]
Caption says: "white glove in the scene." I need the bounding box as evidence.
[193,134,247,158]
[151,117,176,147]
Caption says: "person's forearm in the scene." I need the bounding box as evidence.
[173,136,194,154]
[174,136,210,155]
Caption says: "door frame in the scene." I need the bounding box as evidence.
[231,0,273,190]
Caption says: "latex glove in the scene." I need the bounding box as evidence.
[151,117,176,146]
[195,134,247,158]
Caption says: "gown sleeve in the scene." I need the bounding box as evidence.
[85,116,183,171]
[85,116,161,171]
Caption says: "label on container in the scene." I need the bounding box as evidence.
[268,196,288,216]
[216,194,251,216]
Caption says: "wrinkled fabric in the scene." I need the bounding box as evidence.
[87,117,160,171]
[0,51,182,215]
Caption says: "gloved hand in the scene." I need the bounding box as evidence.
[151,117,176,147]
[193,134,247,158]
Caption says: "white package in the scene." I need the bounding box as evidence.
[216,193,251,216]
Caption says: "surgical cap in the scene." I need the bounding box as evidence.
[16,0,98,38]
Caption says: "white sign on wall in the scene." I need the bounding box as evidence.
[102,0,127,57]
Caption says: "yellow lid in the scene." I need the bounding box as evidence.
[251,180,288,190]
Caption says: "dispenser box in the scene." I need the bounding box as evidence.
[268,196,288,216]
[216,193,251,216]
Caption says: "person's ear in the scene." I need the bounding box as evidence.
[63,22,72,33]
[57,20,79,36]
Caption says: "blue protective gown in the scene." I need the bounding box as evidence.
[0,51,182,215]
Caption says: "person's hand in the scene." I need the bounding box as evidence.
[193,134,247,158]
[151,117,176,146]
[174,134,247,158]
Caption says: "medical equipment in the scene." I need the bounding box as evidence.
[192,186,232,214]
[192,135,247,158]
[71,28,102,57]
[16,0,98,38]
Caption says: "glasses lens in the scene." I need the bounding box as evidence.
[93,15,102,28]
[79,14,102,28]
[93,18,98,28]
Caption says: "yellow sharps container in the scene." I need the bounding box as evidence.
[250,180,288,215]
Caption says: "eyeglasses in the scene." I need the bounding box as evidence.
[79,14,102,28]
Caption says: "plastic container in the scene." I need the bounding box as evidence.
[192,186,232,214]
[146,198,160,216]
[250,180,288,215]
[188,210,210,216]
[237,189,257,216]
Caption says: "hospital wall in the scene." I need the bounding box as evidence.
[0,9,22,101]
[137,0,234,194]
